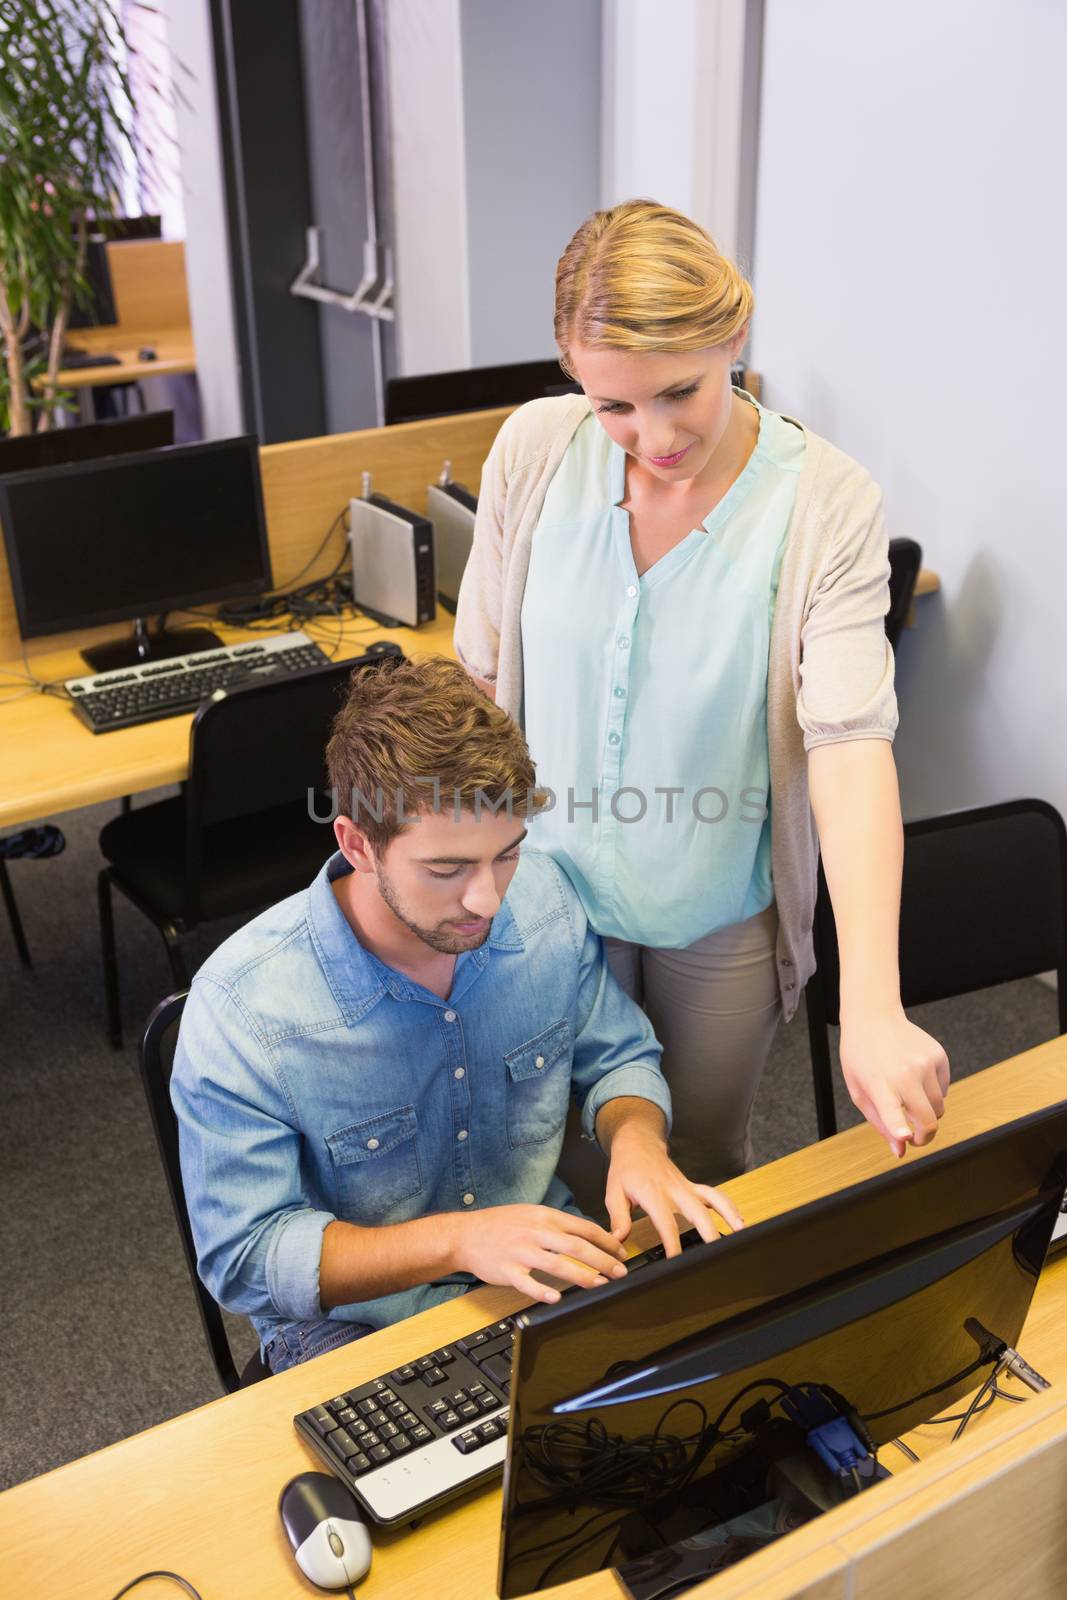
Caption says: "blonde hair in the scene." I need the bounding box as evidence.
[554,199,754,377]
[326,655,544,849]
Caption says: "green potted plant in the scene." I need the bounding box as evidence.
[0,0,140,435]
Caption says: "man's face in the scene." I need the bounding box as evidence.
[369,808,527,955]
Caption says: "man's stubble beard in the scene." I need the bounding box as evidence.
[375,863,492,956]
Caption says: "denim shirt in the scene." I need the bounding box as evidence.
[171,847,670,1355]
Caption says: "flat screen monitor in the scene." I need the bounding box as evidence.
[0,435,272,643]
[0,412,174,477]
[68,236,118,329]
[385,360,582,425]
[498,1102,1067,1597]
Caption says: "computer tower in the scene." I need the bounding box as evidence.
[426,475,477,613]
[348,489,436,628]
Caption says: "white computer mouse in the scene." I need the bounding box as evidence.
[279,1471,373,1590]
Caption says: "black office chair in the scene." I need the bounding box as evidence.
[886,537,923,649]
[140,990,269,1393]
[806,799,1067,1139]
[1,825,66,966]
[98,646,400,1047]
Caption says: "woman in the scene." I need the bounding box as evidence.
[455,200,949,1205]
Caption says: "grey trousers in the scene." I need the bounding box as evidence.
[557,904,782,1219]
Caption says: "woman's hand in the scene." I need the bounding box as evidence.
[839,1009,951,1157]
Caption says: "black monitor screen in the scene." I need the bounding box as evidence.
[0,412,174,477]
[0,436,272,639]
[498,1103,1067,1597]
[385,359,581,425]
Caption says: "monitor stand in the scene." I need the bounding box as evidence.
[81,616,225,674]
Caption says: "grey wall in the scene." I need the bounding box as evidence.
[161,0,244,438]
[751,0,1067,824]
[459,0,602,367]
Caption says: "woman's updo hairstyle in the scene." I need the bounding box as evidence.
[554,199,754,379]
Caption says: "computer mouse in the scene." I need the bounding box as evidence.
[279,1471,372,1590]
[138,345,158,361]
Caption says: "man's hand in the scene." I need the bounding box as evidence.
[597,1098,745,1258]
[839,1010,950,1158]
[448,1203,629,1306]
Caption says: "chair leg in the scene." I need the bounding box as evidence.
[805,985,838,1140]
[160,923,190,991]
[97,869,123,1049]
[1,860,32,967]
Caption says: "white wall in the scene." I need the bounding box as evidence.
[160,0,244,438]
[752,0,1067,823]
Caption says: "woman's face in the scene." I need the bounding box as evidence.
[568,340,742,487]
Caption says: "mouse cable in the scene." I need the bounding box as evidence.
[108,1573,204,1600]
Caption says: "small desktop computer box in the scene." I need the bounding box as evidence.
[348,473,435,628]
[425,460,477,613]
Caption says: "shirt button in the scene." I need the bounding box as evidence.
[617,636,629,650]
[607,732,620,746]
[535,1055,545,1070]
[444,1010,457,1023]
[457,1129,468,1141]
[454,1067,465,1080]
[462,1193,475,1206]
[366,1138,380,1150]
[614,686,626,698]
[626,584,637,598]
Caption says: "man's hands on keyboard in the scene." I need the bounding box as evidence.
[448,1203,629,1306]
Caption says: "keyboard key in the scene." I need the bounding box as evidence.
[426,1399,449,1419]
[476,1418,503,1442]
[335,1406,359,1429]
[387,1401,408,1418]
[379,1421,400,1440]
[477,1393,500,1413]
[416,1356,436,1372]
[362,1430,381,1450]
[447,1390,469,1407]
[328,1395,351,1414]
[400,1412,419,1431]
[432,1346,455,1364]
[481,1353,513,1388]
[351,1418,370,1436]
[422,1366,447,1386]
[390,1365,417,1385]
[368,1408,387,1428]
[308,1406,338,1437]
[467,1382,487,1398]
[389,1433,412,1454]
[357,1397,379,1417]
[328,1427,359,1461]
[369,1444,391,1464]
[348,1452,372,1475]
[492,1321,513,1337]
[377,1387,398,1405]
[439,1409,462,1431]
[453,1431,482,1455]
[457,1331,490,1353]
[468,1334,512,1367]
[410,1424,433,1444]
[457,1401,480,1422]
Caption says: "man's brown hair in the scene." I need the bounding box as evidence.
[326,655,544,849]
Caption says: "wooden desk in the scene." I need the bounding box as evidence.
[2,1043,1066,1600]
[35,239,196,394]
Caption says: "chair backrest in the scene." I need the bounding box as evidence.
[182,643,402,917]
[886,537,923,649]
[812,798,1067,1029]
[139,990,247,1394]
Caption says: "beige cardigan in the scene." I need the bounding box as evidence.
[454,394,898,1022]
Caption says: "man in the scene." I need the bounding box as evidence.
[173,656,742,1373]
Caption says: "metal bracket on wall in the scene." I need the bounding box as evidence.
[290,228,395,321]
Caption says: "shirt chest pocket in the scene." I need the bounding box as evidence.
[503,1019,572,1149]
[326,1105,423,1222]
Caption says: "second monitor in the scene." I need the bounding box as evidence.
[0,435,272,672]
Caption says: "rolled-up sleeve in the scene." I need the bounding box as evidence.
[171,977,335,1323]
[796,472,899,749]
[558,882,671,1146]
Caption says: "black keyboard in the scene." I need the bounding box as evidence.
[60,346,121,368]
[64,631,332,732]
[294,1229,705,1527]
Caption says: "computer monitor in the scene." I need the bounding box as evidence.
[498,1102,1067,1598]
[0,412,174,477]
[385,359,582,425]
[0,436,272,672]
[68,236,118,330]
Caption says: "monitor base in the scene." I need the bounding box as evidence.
[81,619,225,674]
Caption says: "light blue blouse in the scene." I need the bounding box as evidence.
[521,393,806,948]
